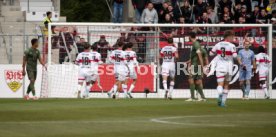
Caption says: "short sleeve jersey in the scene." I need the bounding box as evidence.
[24,48,41,71]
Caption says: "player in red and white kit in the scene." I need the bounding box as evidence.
[255,46,271,99]
[124,43,139,98]
[160,38,178,100]
[76,43,102,99]
[209,30,237,107]
[108,41,129,99]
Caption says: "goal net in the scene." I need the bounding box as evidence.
[41,23,274,99]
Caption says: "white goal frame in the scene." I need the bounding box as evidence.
[47,23,273,98]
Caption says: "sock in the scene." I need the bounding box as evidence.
[241,84,245,97]
[262,84,269,97]
[85,84,92,97]
[189,84,195,99]
[222,90,229,105]
[245,81,251,97]
[122,84,128,98]
[196,84,205,99]
[169,81,175,97]
[128,84,135,94]
[162,80,167,91]
[26,84,31,95]
[29,82,35,96]
[109,85,115,94]
[113,85,118,94]
[217,85,223,102]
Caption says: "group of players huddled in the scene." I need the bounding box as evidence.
[22,30,271,107]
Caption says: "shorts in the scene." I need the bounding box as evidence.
[78,69,98,82]
[161,63,175,78]
[216,71,232,83]
[239,70,252,81]
[189,66,202,80]
[128,70,137,79]
[259,69,268,81]
[114,67,128,81]
[27,70,37,80]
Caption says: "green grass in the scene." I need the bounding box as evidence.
[0,99,275,137]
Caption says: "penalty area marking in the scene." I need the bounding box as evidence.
[150,114,276,127]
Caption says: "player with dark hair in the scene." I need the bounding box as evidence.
[209,30,237,107]
[76,43,102,99]
[255,46,271,99]
[186,32,207,102]
[160,37,179,100]
[23,38,46,100]
[124,43,139,98]
[108,41,129,99]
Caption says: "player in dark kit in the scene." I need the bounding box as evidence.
[22,38,46,100]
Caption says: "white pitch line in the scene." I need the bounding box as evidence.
[150,114,276,127]
[0,120,147,125]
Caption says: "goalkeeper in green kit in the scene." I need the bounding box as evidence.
[22,38,46,100]
[185,32,208,102]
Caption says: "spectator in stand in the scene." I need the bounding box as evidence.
[94,35,110,61]
[258,0,269,10]
[238,16,246,24]
[218,0,232,16]
[251,5,260,23]
[163,13,174,23]
[238,5,252,23]
[220,6,234,23]
[167,5,178,22]
[235,0,252,12]
[193,0,208,19]
[256,9,269,23]
[150,0,165,14]
[132,0,149,23]
[159,2,169,23]
[113,0,124,23]
[206,6,218,23]
[76,38,86,53]
[180,0,192,23]
[269,10,276,24]
[141,2,159,24]
[43,11,56,34]
[234,3,242,23]
[220,13,233,24]
[194,12,212,33]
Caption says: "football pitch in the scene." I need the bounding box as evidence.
[0,99,276,137]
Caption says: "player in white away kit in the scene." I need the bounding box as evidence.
[160,38,179,100]
[255,46,271,99]
[124,43,139,98]
[76,43,102,99]
[209,30,237,107]
[108,42,129,99]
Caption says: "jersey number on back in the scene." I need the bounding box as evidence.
[163,51,173,59]
[82,57,90,65]
[220,47,226,57]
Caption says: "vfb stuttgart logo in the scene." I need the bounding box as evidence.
[5,70,23,92]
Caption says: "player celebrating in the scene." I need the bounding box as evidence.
[160,38,179,100]
[108,41,129,99]
[22,38,46,100]
[124,43,139,98]
[255,46,271,99]
[209,30,237,107]
[76,43,102,99]
[186,32,207,102]
[237,41,256,100]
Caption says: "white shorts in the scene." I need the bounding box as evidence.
[259,68,268,81]
[216,71,232,83]
[161,63,175,78]
[78,69,98,82]
[114,67,128,81]
[128,68,137,79]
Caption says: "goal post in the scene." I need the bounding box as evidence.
[42,23,274,99]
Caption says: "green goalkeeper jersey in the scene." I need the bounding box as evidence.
[24,48,41,71]
[190,41,202,67]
